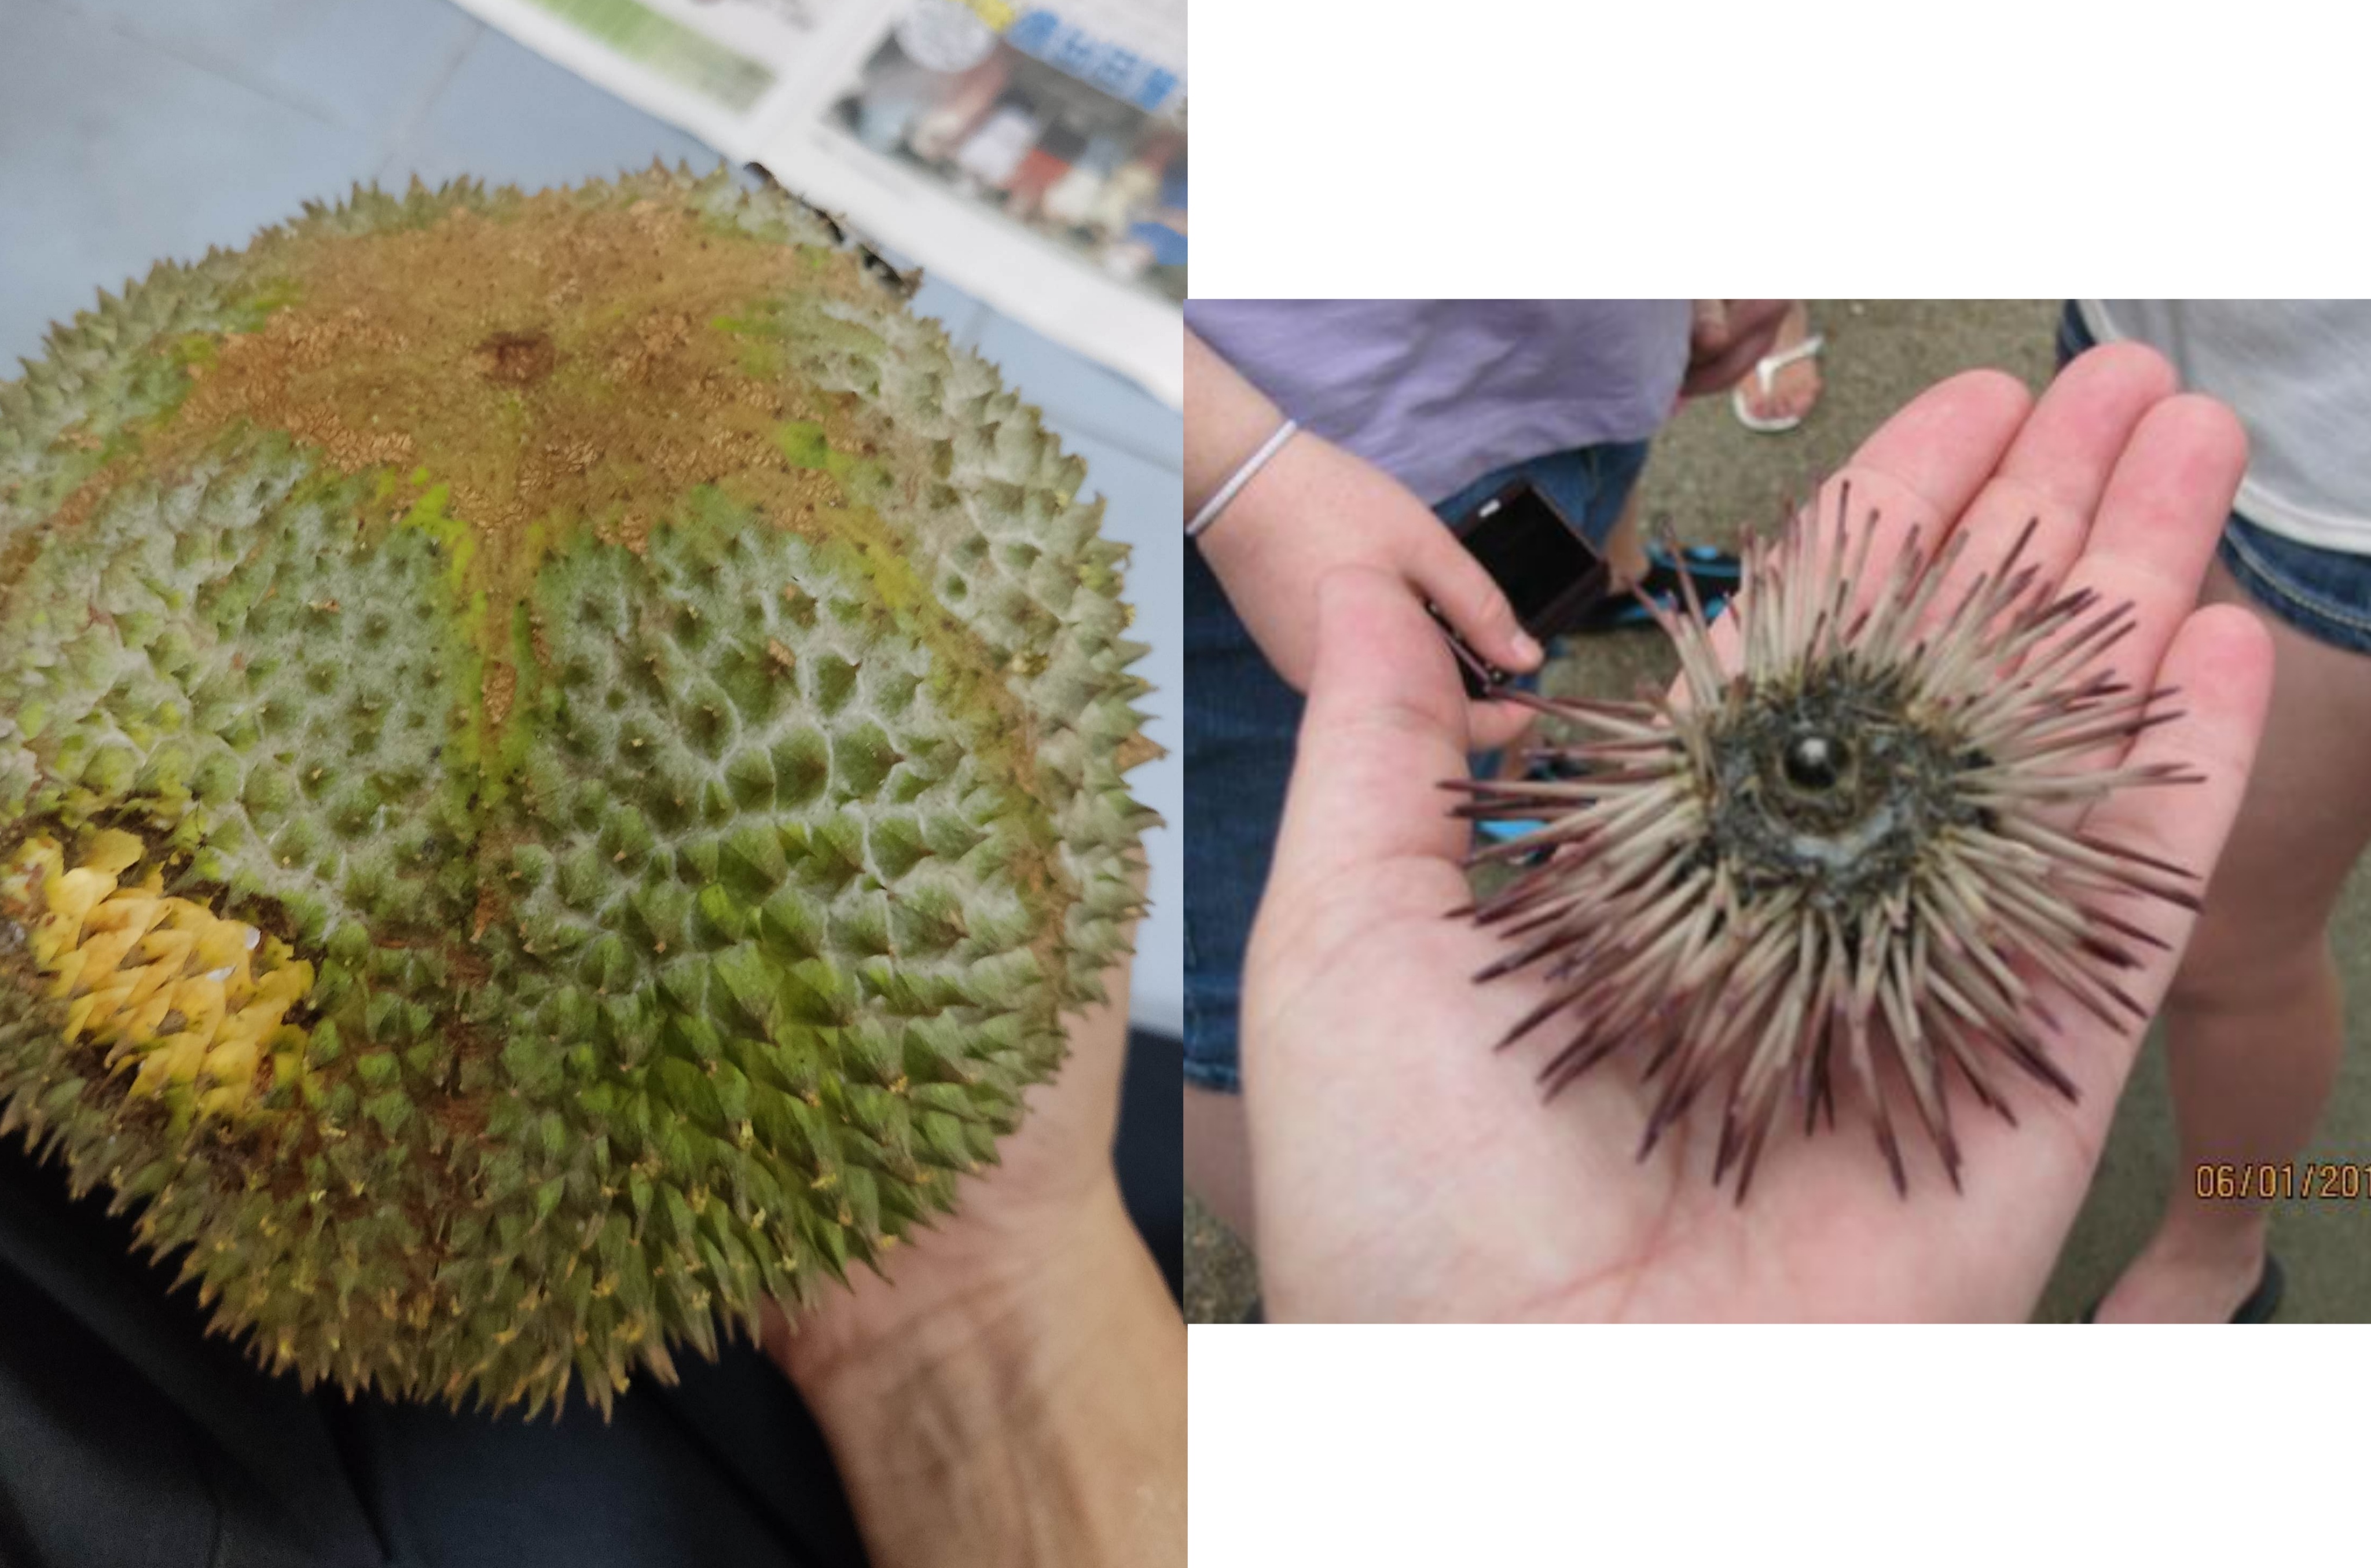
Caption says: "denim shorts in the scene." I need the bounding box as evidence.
[2057,303,2371,657]
[1183,440,1651,1093]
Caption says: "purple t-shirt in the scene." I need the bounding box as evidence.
[1186,300,1693,505]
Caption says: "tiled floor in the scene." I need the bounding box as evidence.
[0,0,1183,1031]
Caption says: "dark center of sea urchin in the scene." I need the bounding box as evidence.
[1780,730,1845,791]
[1452,482,2205,1199]
[1706,666,1990,912]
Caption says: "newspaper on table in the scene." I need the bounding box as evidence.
[453,0,1184,406]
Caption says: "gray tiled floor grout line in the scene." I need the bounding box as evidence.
[61,2,348,131]
[373,19,490,186]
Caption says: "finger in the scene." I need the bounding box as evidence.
[1268,567,1478,888]
[1840,366,2035,570]
[1412,530,1544,671]
[1466,698,1535,754]
[1704,370,2034,671]
[1994,343,2179,543]
[2066,601,2273,1063]
[2050,394,2249,754]
[1794,368,2034,648]
[1919,341,2180,625]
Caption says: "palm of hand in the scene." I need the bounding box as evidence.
[1245,351,2274,1323]
[1252,857,2107,1323]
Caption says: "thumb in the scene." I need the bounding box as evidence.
[1410,530,1543,673]
[1267,567,1478,894]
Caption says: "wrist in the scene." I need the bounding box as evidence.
[776,1172,1115,1390]
[1184,326,1289,517]
[1192,427,1346,572]
[1187,416,1298,539]
[780,1188,1185,1567]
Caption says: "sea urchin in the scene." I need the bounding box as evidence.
[1454,484,2202,1198]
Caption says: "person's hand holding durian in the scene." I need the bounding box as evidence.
[0,166,1180,1565]
[764,950,1183,1567]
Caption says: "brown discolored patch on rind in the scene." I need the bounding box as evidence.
[192,181,1065,934]
[42,445,154,535]
[471,329,557,386]
[482,659,517,727]
[469,880,504,942]
[63,189,877,619]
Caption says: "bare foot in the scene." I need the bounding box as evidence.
[1734,301,1823,425]
[2090,1210,2271,1322]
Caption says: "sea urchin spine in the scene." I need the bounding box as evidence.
[1453,484,2203,1198]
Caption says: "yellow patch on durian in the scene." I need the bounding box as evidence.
[5,832,312,1117]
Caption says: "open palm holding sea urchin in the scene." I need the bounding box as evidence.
[0,165,1155,1413]
[1236,362,2274,1323]
[1459,480,2208,1199]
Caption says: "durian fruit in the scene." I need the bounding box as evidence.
[0,163,1156,1415]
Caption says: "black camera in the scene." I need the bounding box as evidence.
[1432,479,1609,698]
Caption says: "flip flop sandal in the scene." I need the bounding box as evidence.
[1732,331,1827,434]
[1642,540,1745,595]
[1573,576,1736,634]
[1573,592,1731,633]
[2079,1254,2285,1323]
[1572,542,1743,633]
[2232,1254,2286,1323]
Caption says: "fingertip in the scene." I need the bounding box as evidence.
[1416,536,1534,669]
[1849,367,2035,522]
[2189,595,2274,651]
[2153,391,2250,473]
[1936,365,2037,424]
[1987,339,2186,528]
[2061,337,2179,404]
[2091,394,2249,570]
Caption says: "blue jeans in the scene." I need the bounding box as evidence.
[2057,303,2371,656]
[1183,440,1651,1092]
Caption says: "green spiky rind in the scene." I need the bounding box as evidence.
[0,251,257,551]
[0,163,1153,1415]
[742,267,1160,997]
[0,432,476,922]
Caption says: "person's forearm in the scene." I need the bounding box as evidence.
[792,1189,1186,1568]
[1186,326,1289,518]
